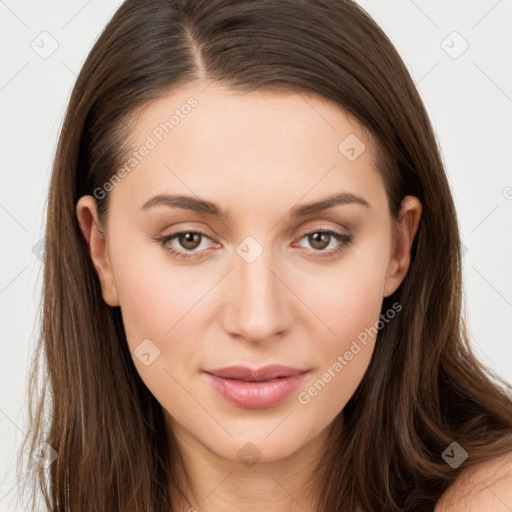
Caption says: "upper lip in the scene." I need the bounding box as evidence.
[204,365,308,382]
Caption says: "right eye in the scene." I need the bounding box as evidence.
[154,230,216,260]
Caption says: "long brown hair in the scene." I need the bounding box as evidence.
[17,0,512,511]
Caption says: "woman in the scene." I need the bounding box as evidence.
[18,0,512,511]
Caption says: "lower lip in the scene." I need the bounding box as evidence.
[205,371,308,409]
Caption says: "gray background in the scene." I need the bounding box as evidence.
[1,1,511,509]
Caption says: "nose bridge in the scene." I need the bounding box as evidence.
[223,235,292,342]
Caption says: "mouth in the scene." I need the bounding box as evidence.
[204,365,309,409]
[204,364,308,381]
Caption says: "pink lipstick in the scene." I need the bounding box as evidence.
[204,365,308,409]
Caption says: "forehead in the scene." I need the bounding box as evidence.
[125,81,373,158]
[110,81,386,217]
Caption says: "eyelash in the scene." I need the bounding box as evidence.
[153,228,353,261]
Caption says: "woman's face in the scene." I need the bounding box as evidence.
[77,81,421,467]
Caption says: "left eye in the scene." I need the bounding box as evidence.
[296,229,351,252]
[154,228,353,260]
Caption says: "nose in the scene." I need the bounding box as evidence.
[220,244,294,344]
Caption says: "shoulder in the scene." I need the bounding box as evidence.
[435,451,512,511]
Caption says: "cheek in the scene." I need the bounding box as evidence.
[106,231,211,393]
[295,255,388,417]
[115,267,194,340]
[112,256,210,419]
[301,243,388,342]
[109,227,208,338]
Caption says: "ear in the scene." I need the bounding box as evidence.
[76,195,120,307]
[383,195,422,298]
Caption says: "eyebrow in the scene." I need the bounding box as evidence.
[140,191,370,220]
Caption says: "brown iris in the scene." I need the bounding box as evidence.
[308,232,331,250]
[178,232,202,250]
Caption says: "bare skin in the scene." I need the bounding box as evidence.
[76,81,422,511]
[435,451,512,512]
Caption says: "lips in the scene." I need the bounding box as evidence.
[204,365,309,409]
[204,365,308,382]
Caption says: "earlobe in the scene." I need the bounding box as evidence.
[76,195,120,307]
[383,195,422,298]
